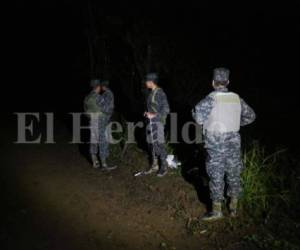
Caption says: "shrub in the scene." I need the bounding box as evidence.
[240,142,290,218]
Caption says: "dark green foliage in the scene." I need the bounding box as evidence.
[240,142,290,218]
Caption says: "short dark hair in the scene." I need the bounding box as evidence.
[213,80,228,88]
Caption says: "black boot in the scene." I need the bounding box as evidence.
[145,158,159,174]
[156,160,168,177]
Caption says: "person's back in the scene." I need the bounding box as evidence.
[204,91,241,133]
[84,90,103,115]
[193,68,256,221]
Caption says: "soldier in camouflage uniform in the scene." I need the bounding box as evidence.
[192,68,256,221]
[144,73,170,177]
[84,79,117,171]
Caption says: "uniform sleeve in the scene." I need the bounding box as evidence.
[96,90,114,115]
[192,95,214,125]
[240,98,256,126]
[155,89,170,119]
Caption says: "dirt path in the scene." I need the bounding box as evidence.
[1,119,254,250]
[2,120,212,250]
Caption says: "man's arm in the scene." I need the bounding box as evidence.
[192,95,214,125]
[240,98,256,126]
[155,89,170,120]
[96,90,114,115]
[103,89,114,115]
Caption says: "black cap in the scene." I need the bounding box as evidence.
[100,80,109,87]
[90,79,101,87]
[145,73,159,83]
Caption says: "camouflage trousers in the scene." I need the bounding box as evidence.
[147,120,167,164]
[204,131,243,202]
[89,115,110,160]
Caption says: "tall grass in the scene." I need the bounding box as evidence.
[240,142,290,218]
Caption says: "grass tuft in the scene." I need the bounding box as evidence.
[240,142,289,218]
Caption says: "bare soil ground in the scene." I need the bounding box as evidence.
[1,119,256,250]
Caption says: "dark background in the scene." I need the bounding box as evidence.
[2,4,300,249]
[7,2,300,151]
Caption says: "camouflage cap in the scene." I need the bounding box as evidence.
[145,73,159,83]
[90,79,101,87]
[213,68,230,82]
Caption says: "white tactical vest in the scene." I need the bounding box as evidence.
[204,92,241,133]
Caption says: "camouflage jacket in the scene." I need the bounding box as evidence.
[192,87,256,128]
[96,88,114,117]
[147,88,170,123]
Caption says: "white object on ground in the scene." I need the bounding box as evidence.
[166,155,181,169]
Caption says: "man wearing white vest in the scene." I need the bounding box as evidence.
[192,68,256,221]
